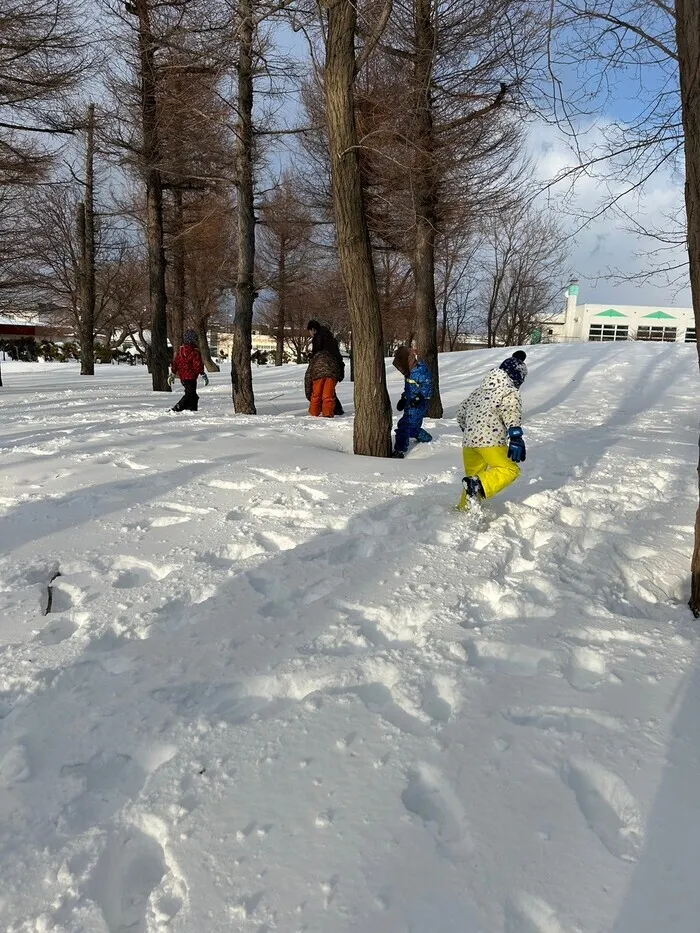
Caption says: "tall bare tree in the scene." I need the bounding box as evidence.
[345,0,540,416]
[123,0,170,391]
[0,0,88,391]
[320,0,394,457]
[76,103,97,375]
[0,0,88,187]
[436,228,482,351]
[183,190,236,369]
[22,177,133,346]
[231,0,258,412]
[482,205,567,346]
[105,0,237,388]
[258,175,315,365]
[158,62,234,356]
[675,0,700,613]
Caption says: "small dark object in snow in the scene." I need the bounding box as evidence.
[42,569,62,616]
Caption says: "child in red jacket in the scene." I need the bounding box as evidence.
[169,330,208,412]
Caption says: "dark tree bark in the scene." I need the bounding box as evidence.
[440,288,448,353]
[78,102,96,376]
[275,235,286,366]
[676,0,700,614]
[171,187,185,356]
[195,318,220,371]
[323,0,392,457]
[411,0,442,417]
[231,0,257,413]
[132,0,170,392]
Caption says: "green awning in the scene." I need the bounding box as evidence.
[595,309,627,317]
[643,310,675,319]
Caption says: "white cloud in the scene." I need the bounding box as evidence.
[528,121,690,308]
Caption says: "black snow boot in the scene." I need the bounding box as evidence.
[462,475,485,499]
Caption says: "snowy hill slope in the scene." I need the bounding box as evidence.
[0,342,699,933]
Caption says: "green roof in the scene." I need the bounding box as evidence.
[595,309,627,317]
[643,310,675,319]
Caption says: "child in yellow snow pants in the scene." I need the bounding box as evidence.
[456,350,528,510]
[457,447,520,510]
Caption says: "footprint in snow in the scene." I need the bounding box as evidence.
[401,763,473,858]
[198,537,269,568]
[420,678,456,724]
[59,751,147,833]
[564,647,611,691]
[208,478,257,491]
[83,827,172,933]
[466,639,559,678]
[505,893,570,933]
[34,614,81,646]
[563,756,643,862]
[503,706,623,736]
[110,556,175,590]
[113,458,150,472]
[0,741,31,784]
[159,501,212,516]
[149,514,190,528]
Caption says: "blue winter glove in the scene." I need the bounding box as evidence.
[203,374,209,387]
[507,426,526,463]
[410,393,426,408]
[397,394,406,412]
[168,373,176,386]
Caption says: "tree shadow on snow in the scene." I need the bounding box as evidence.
[0,485,488,929]
[509,348,697,505]
[0,455,248,551]
[611,640,700,933]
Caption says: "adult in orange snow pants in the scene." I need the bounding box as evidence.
[309,377,338,417]
[304,347,345,418]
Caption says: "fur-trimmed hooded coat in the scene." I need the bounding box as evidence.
[456,367,522,448]
[304,349,345,400]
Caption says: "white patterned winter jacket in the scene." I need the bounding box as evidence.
[456,367,522,448]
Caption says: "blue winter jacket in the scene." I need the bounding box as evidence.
[404,361,433,405]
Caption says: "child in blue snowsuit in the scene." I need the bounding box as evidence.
[391,345,433,458]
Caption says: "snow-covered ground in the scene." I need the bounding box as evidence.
[0,343,699,933]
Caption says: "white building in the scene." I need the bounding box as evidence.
[547,282,696,344]
[216,329,278,357]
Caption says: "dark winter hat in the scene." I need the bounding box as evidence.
[307,319,321,332]
[499,350,527,387]
[392,345,416,378]
[183,329,198,346]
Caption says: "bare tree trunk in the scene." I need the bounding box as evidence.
[676,0,700,615]
[171,188,185,356]
[78,103,96,376]
[231,0,257,413]
[410,0,442,418]
[324,0,392,457]
[195,317,220,371]
[486,273,501,347]
[439,288,448,353]
[275,235,286,366]
[134,0,170,392]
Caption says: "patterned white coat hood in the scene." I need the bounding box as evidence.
[456,367,523,448]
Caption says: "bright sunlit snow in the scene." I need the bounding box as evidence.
[1,342,699,933]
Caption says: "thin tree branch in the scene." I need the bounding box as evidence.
[355,0,393,76]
